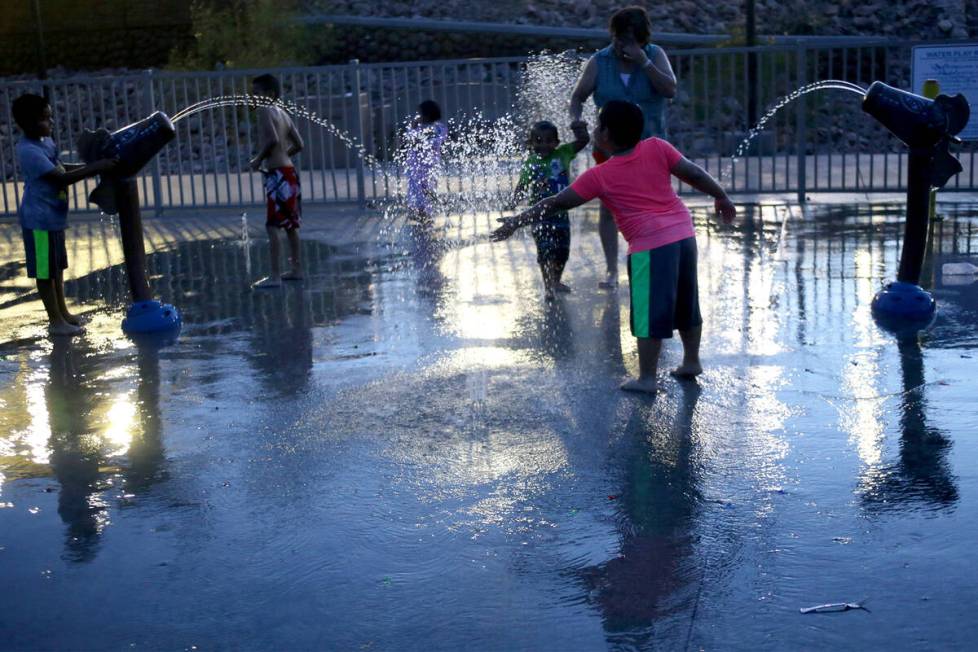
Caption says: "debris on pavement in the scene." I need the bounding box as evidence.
[800,598,869,614]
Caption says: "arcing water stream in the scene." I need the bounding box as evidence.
[722,79,867,181]
[167,53,595,222]
[168,59,869,218]
[173,94,381,168]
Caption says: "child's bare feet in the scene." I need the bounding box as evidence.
[49,322,84,337]
[63,312,82,326]
[620,377,658,394]
[670,363,703,379]
[253,276,281,289]
[555,282,572,293]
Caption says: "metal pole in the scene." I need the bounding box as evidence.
[897,149,933,285]
[350,59,367,209]
[32,0,48,87]
[746,0,757,127]
[795,44,807,204]
[113,178,153,303]
[922,78,940,221]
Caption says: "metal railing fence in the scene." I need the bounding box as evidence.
[1,38,975,217]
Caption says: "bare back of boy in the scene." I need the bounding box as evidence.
[258,106,300,169]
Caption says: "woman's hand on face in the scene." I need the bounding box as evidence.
[616,38,648,65]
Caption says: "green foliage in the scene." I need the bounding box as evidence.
[167,0,309,70]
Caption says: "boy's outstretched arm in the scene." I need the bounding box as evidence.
[491,187,586,241]
[43,158,116,187]
[669,157,737,223]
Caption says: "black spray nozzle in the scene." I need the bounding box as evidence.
[930,139,964,189]
[862,81,970,149]
[77,111,175,213]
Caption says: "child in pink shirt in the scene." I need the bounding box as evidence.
[492,100,736,393]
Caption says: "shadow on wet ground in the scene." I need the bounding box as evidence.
[1,202,978,650]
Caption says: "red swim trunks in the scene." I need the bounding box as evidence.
[264,166,302,230]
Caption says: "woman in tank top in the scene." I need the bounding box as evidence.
[569,6,677,288]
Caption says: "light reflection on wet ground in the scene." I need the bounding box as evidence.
[1,202,978,650]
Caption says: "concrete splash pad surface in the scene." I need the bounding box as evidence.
[1,203,977,650]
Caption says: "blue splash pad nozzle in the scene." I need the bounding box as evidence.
[121,300,182,335]
[871,281,936,334]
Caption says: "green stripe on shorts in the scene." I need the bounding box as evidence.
[629,250,651,338]
[33,229,50,280]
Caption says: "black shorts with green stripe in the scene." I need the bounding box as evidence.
[23,228,68,280]
[627,237,702,339]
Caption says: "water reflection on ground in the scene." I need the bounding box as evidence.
[1,203,978,650]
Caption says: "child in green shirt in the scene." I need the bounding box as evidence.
[508,120,589,299]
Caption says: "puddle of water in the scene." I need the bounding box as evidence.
[0,203,977,650]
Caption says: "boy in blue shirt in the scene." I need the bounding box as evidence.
[507,120,589,299]
[12,94,116,336]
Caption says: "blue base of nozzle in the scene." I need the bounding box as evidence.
[871,282,936,333]
[121,300,181,335]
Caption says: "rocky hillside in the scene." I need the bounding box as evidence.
[2,1,973,76]
[318,0,973,40]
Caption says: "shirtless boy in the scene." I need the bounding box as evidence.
[249,74,305,288]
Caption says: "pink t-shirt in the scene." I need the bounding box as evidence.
[570,138,693,254]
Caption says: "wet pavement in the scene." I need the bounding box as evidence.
[1,202,978,651]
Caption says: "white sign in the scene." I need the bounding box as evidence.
[912,43,978,141]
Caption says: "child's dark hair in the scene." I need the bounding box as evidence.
[252,74,281,99]
[598,100,645,150]
[418,100,441,123]
[610,6,652,44]
[11,93,49,132]
[530,120,559,140]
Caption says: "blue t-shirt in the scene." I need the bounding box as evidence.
[16,137,68,231]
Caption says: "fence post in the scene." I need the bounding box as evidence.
[142,69,164,216]
[795,45,808,204]
[349,59,367,209]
